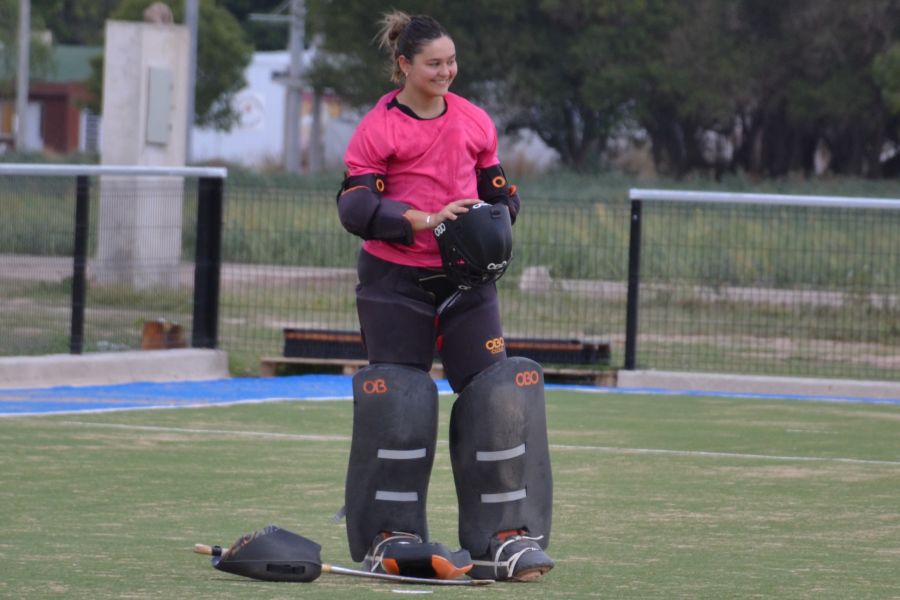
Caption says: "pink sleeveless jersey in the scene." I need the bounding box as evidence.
[343,90,500,267]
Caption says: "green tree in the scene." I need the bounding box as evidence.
[0,0,54,97]
[308,0,899,177]
[87,0,252,130]
[30,0,118,45]
[520,0,679,169]
[873,42,900,174]
[308,0,677,170]
[874,43,900,115]
[304,0,393,104]
[219,0,289,51]
[627,0,900,177]
[767,0,898,176]
[31,0,289,50]
[632,0,752,176]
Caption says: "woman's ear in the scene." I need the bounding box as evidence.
[398,54,412,77]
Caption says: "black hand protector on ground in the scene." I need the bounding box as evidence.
[196,525,493,586]
[211,525,323,582]
[345,364,439,561]
[449,357,553,558]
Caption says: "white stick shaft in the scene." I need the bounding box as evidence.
[323,564,492,586]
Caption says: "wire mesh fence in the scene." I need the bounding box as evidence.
[216,187,632,372]
[630,192,900,381]
[217,185,360,367]
[1,166,897,381]
[0,166,219,357]
[1,174,85,355]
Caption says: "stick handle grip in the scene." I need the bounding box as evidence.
[193,543,226,557]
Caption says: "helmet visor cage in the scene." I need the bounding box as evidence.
[444,243,509,290]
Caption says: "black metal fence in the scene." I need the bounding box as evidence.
[0,165,224,357]
[1,165,898,382]
[626,189,900,381]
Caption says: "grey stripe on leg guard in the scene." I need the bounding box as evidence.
[345,364,438,562]
[449,357,553,558]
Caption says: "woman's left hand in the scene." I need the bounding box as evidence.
[414,198,480,231]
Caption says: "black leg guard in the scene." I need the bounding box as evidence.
[345,364,439,562]
[449,357,553,558]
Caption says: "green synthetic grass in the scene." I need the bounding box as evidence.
[2,388,898,599]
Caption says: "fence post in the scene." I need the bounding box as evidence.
[70,175,90,354]
[192,176,223,348]
[624,199,642,370]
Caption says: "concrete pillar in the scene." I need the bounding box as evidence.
[97,20,189,289]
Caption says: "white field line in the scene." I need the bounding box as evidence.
[549,444,900,467]
[0,395,352,418]
[62,420,349,442]
[61,421,900,467]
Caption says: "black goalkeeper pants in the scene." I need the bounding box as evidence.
[355,249,507,392]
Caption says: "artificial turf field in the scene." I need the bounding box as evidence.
[1,379,898,599]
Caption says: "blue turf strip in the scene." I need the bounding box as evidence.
[1,375,896,416]
[0,376,449,416]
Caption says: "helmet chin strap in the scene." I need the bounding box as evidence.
[437,289,462,316]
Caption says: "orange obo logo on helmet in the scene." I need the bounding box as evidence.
[484,337,505,354]
[362,378,388,394]
[515,370,540,387]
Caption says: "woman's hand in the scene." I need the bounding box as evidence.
[407,198,481,231]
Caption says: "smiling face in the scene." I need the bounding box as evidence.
[399,35,457,100]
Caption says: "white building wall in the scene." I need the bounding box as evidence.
[190,51,356,171]
[192,51,288,168]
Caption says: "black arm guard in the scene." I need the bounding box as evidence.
[476,164,520,224]
[336,173,415,244]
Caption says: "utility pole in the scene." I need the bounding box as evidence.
[309,89,323,172]
[307,33,325,173]
[185,0,198,163]
[283,0,305,173]
[15,0,30,151]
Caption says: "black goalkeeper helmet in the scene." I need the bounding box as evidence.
[434,202,513,290]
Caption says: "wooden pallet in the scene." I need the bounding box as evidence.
[260,356,616,386]
[260,356,446,378]
[281,328,611,368]
[540,366,617,386]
